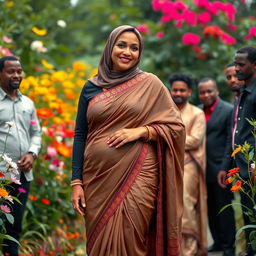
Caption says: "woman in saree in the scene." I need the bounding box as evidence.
[71,25,185,256]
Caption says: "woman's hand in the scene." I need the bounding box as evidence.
[107,127,147,148]
[71,184,86,216]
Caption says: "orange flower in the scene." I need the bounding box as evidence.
[55,142,72,157]
[231,180,243,192]
[203,25,224,39]
[29,195,38,201]
[231,145,242,157]
[37,108,54,119]
[41,198,50,205]
[0,188,9,197]
[227,167,239,177]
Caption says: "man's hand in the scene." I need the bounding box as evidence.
[17,153,34,172]
[217,170,227,188]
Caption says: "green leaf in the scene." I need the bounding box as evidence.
[0,233,20,245]
[236,225,256,239]
[5,213,14,224]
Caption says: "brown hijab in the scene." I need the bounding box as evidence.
[89,25,143,89]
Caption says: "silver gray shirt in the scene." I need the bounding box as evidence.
[0,88,41,181]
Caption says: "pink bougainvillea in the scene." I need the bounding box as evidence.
[182,32,201,45]
[137,24,149,34]
[244,27,256,40]
[197,11,212,25]
[156,31,164,38]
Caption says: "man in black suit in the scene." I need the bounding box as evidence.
[218,46,256,256]
[198,78,236,256]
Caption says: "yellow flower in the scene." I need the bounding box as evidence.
[231,145,242,157]
[90,68,98,78]
[41,59,54,70]
[51,71,68,82]
[0,188,9,197]
[5,1,14,7]
[32,27,47,36]
[72,61,86,71]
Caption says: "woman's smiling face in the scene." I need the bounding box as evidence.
[111,31,140,72]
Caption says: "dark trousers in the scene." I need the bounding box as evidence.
[2,173,30,256]
[240,183,256,255]
[207,181,236,250]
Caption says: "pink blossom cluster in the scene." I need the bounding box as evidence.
[152,0,237,27]
[244,27,256,40]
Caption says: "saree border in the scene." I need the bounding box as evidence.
[88,72,148,111]
[151,124,181,256]
[87,143,149,254]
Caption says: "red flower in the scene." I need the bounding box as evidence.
[29,195,38,201]
[227,167,239,177]
[220,32,236,45]
[136,24,149,34]
[203,25,223,39]
[0,172,5,178]
[231,181,242,192]
[182,32,201,45]
[197,11,211,25]
[41,198,50,205]
[37,108,54,119]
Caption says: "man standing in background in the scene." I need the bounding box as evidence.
[169,73,207,256]
[0,56,41,256]
[198,77,236,256]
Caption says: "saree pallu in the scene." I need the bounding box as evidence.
[83,72,185,256]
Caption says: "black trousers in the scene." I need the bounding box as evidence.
[207,181,236,250]
[2,172,30,256]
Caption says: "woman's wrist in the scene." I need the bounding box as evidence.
[71,179,83,187]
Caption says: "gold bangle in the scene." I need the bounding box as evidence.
[144,125,152,142]
[71,182,83,187]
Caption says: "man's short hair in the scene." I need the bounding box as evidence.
[198,77,217,87]
[168,73,193,89]
[236,46,256,64]
[0,56,20,72]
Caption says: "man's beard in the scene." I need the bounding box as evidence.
[173,96,187,105]
[9,80,20,90]
[237,72,251,81]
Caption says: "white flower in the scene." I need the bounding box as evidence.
[56,136,63,143]
[5,121,14,128]
[2,154,18,174]
[251,163,255,169]
[30,40,48,53]
[10,173,21,185]
[57,20,66,28]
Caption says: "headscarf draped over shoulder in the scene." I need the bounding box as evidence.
[89,25,143,89]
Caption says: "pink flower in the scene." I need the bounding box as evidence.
[10,173,21,185]
[223,3,236,22]
[241,0,246,3]
[2,36,13,43]
[226,24,237,31]
[182,10,197,26]
[0,205,11,213]
[221,33,236,45]
[244,27,256,40]
[156,31,164,38]
[193,0,209,8]
[18,188,27,193]
[47,146,57,157]
[136,24,149,34]
[197,11,211,25]
[182,32,201,45]
[152,0,164,11]
[30,120,37,125]
[0,46,13,56]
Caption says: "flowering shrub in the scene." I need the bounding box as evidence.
[0,122,21,245]
[16,61,96,254]
[222,119,256,250]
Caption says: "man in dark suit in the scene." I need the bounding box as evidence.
[198,78,236,256]
[218,46,256,256]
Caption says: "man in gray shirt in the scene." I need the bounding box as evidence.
[0,56,41,255]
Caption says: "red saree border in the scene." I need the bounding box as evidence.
[87,143,149,254]
[151,124,181,256]
[88,72,148,111]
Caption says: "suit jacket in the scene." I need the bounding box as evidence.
[199,98,233,182]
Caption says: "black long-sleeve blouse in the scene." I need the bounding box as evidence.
[71,81,102,180]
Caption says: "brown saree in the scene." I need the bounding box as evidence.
[83,72,185,256]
